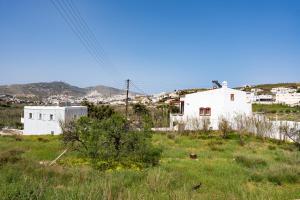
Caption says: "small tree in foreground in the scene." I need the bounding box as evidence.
[279,121,300,150]
[61,114,161,170]
[218,117,231,139]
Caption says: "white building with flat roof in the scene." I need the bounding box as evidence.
[276,93,300,106]
[170,81,252,130]
[21,106,87,135]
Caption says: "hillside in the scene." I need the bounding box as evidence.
[0,81,131,98]
[241,82,300,94]
[85,85,127,97]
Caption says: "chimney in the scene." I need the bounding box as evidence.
[222,81,228,88]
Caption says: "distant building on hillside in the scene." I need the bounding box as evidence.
[271,87,297,94]
[170,81,252,130]
[21,106,87,135]
[276,93,300,106]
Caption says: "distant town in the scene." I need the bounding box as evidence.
[1,81,299,107]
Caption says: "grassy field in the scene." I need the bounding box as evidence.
[0,133,299,200]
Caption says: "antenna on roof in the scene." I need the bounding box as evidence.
[212,80,222,89]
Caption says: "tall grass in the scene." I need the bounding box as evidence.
[0,133,299,199]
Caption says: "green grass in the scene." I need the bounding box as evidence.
[0,133,300,199]
[253,103,300,121]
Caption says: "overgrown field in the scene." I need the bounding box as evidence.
[0,133,299,200]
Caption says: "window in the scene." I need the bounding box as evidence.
[199,107,211,116]
[230,94,235,101]
[50,114,54,121]
[29,113,33,119]
[180,101,184,114]
[39,113,42,120]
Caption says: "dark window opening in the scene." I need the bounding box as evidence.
[230,94,235,101]
[180,101,184,114]
[199,107,211,116]
[29,113,33,119]
[50,114,54,121]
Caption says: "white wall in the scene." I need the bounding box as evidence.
[170,85,252,130]
[23,106,87,135]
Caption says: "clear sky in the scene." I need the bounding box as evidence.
[0,0,299,93]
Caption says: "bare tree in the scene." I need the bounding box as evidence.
[190,117,210,132]
[218,117,231,139]
[279,121,300,149]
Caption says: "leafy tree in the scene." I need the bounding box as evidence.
[132,103,149,116]
[61,113,161,170]
[81,100,115,120]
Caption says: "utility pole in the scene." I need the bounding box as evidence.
[125,79,130,119]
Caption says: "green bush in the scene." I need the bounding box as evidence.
[0,148,25,166]
[62,114,161,170]
[250,165,300,185]
[235,155,267,168]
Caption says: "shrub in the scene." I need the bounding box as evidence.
[235,155,267,168]
[167,133,176,140]
[61,114,162,170]
[37,137,50,142]
[81,100,115,120]
[218,117,231,139]
[0,148,25,166]
[251,165,300,185]
[268,145,276,150]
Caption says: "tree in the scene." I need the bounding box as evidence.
[132,103,149,116]
[279,121,300,149]
[61,114,161,170]
[218,117,231,139]
[81,100,115,120]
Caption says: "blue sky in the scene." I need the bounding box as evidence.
[0,0,299,93]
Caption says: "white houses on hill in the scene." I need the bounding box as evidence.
[21,106,87,135]
[170,81,252,130]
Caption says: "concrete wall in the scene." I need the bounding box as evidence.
[23,106,87,135]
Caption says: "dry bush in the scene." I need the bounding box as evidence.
[190,117,210,132]
[279,121,300,149]
[218,117,231,139]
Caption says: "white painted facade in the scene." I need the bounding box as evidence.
[21,106,87,135]
[271,87,297,94]
[276,93,300,106]
[170,81,252,130]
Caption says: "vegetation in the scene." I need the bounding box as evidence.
[0,132,299,199]
[0,103,23,129]
[62,114,161,170]
[253,104,300,122]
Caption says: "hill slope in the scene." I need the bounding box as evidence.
[0,81,130,98]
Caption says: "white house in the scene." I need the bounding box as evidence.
[21,106,87,135]
[271,87,297,94]
[170,81,252,130]
[276,93,300,106]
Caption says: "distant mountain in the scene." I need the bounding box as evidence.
[85,85,127,97]
[0,81,134,98]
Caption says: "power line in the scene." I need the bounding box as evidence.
[51,0,104,66]
[64,0,114,67]
[130,80,149,96]
[50,0,122,78]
